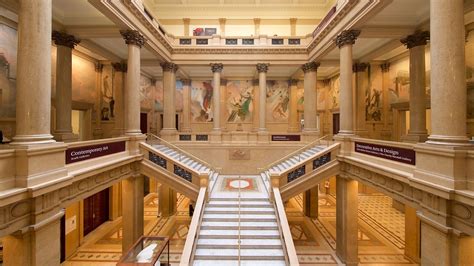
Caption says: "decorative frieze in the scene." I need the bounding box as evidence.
[160,62,178,73]
[52,31,80,48]
[256,63,269,73]
[211,63,224,73]
[302,62,320,73]
[120,29,145,48]
[335,29,361,48]
[400,31,430,49]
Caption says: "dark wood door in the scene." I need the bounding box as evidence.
[140,113,148,134]
[332,113,340,135]
[83,189,109,236]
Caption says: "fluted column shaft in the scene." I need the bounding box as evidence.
[211,63,223,131]
[257,63,269,131]
[181,79,192,132]
[12,0,54,144]
[428,0,469,145]
[121,30,144,135]
[336,30,360,136]
[161,62,178,134]
[288,79,299,132]
[302,62,319,133]
[336,176,358,266]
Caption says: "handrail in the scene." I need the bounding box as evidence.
[273,187,300,266]
[146,133,215,172]
[265,135,329,169]
[179,187,207,266]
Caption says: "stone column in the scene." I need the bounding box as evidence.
[120,30,145,136]
[257,63,269,132]
[288,79,299,132]
[93,63,104,139]
[335,30,360,136]
[353,63,368,137]
[219,18,226,36]
[401,31,430,143]
[52,31,80,142]
[160,62,178,138]
[254,18,261,36]
[428,0,469,145]
[181,79,192,132]
[336,175,358,266]
[211,63,223,131]
[183,18,190,37]
[121,174,144,252]
[159,184,177,217]
[303,185,319,218]
[302,62,320,136]
[290,18,297,36]
[11,0,55,145]
[111,62,127,137]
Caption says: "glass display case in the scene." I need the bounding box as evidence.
[117,236,170,266]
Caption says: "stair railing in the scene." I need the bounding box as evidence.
[266,135,329,170]
[146,133,216,173]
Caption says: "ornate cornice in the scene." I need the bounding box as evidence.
[400,31,430,49]
[120,29,146,48]
[52,31,80,49]
[256,63,269,73]
[302,62,320,73]
[352,63,368,73]
[112,62,127,72]
[161,62,178,73]
[172,48,307,55]
[335,30,361,48]
[211,63,224,73]
[380,63,390,73]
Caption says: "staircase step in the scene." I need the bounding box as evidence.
[193,260,286,266]
[202,217,277,222]
[197,238,282,246]
[209,198,269,202]
[194,248,284,257]
[198,235,281,239]
[204,210,275,215]
[200,229,280,236]
[196,244,282,249]
[201,221,278,227]
[200,225,279,230]
[206,203,272,208]
[204,207,274,212]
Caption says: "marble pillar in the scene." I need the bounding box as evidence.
[303,185,319,218]
[254,18,261,36]
[336,175,358,266]
[181,79,192,132]
[93,63,104,139]
[12,0,54,145]
[335,30,360,136]
[428,0,469,145]
[290,18,297,37]
[219,18,226,36]
[353,63,369,137]
[52,31,80,142]
[183,18,190,37]
[257,63,269,132]
[401,31,429,143]
[111,63,127,137]
[211,63,223,131]
[160,62,178,138]
[121,30,145,136]
[288,79,299,132]
[302,62,320,135]
[122,174,144,252]
[159,183,177,217]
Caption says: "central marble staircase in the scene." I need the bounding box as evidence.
[268,145,327,174]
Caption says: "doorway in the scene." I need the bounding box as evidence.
[72,110,86,141]
[332,113,340,135]
[140,112,148,134]
[83,189,110,236]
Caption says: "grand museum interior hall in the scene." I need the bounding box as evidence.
[0,0,473,265]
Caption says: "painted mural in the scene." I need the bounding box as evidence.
[296,81,304,112]
[226,80,253,123]
[467,34,474,120]
[317,81,327,111]
[329,75,340,109]
[100,65,114,120]
[140,75,153,110]
[71,55,96,104]
[154,80,164,112]
[366,66,383,122]
[266,80,289,122]
[0,24,17,119]
[175,80,183,112]
[191,80,213,122]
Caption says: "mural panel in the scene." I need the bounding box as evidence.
[329,75,340,109]
[175,80,183,112]
[226,80,253,123]
[100,65,114,121]
[266,80,289,122]
[366,67,383,122]
[71,55,96,104]
[467,34,474,119]
[296,80,304,112]
[191,80,213,122]
[0,24,17,119]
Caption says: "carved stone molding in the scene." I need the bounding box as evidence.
[211,63,224,73]
[335,29,361,48]
[112,62,127,72]
[380,63,390,73]
[302,62,320,73]
[160,62,178,72]
[352,63,368,73]
[52,31,80,49]
[120,29,146,48]
[256,63,269,73]
[401,31,430,49]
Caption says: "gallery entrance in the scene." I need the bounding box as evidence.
[83,188,110,236]
[332,113,340,135]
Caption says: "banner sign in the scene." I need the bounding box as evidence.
[66,141,126,164]
[354,141,415,165]
[272,135,301,141]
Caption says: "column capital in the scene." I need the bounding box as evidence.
[335,29,361,48]
[352,62,368,73]
[302,62,320,73]
[290,18,297,24]
[256,63,269,73]
[380,62,390,73]
[254,18,261,24]
[211,63,224,73]
[219,18,226,24]
[52,31,80,48]
[120,29,145,48]
[183,18,190,24]
[112,62,127,72]
[181,79,191,86]
[161,62,178,72]
[289,79,299,86]
[401,30,430,49]
[95,62,104,73]
[322,79,331,86]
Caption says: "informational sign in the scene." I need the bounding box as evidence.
[354,141,416,165]
[66,141,126,164]
[271,135,301,141]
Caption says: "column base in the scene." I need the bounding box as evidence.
[302,130,320,142]
[53,131,79,143]
[257,131,269,143]
[334,134,354,156]
[426,134,471,146]
[354,129,369,138]
[287,126,299,133]
[160,128,177,142]
[210,130,222,143]
[401,133,428,143]
[10,134,55,145]
[111,128,125,137]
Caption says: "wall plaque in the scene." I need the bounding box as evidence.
[66,141,126,164]
[354,141,415,165]
[272,135,301,141]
